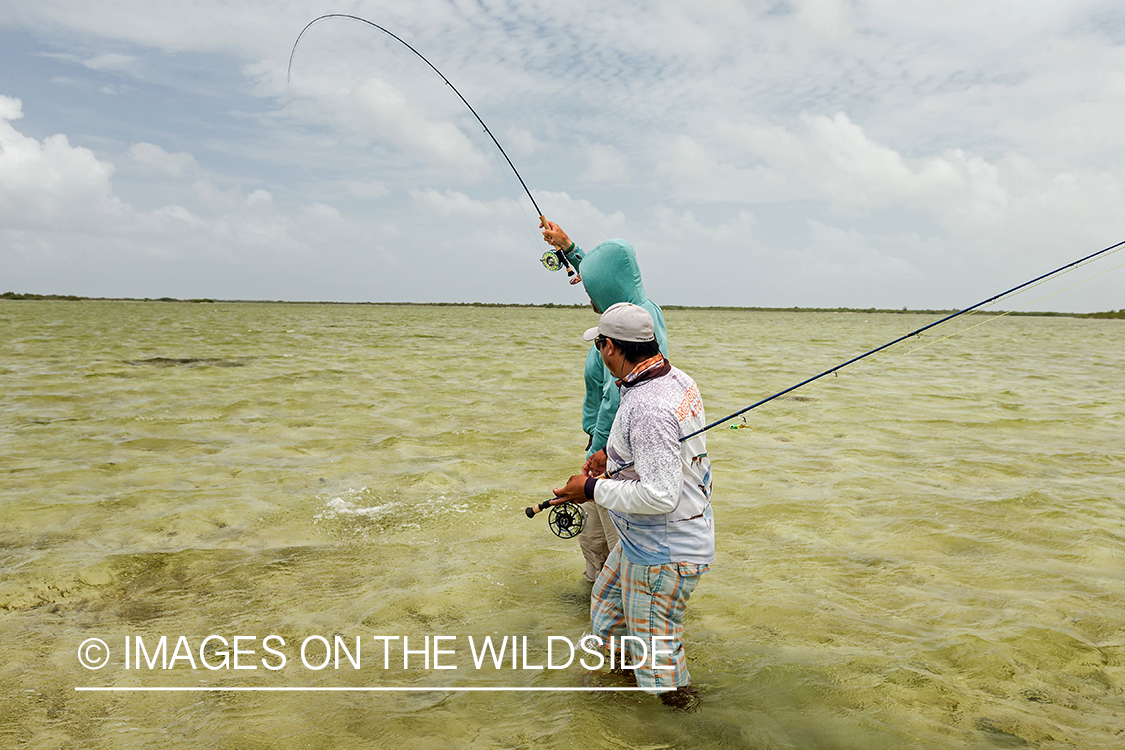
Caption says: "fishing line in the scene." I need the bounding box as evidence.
[687,238,1125,437]
[526,237,1125,530]
[759,244,1125,399]
[901,254,1125,360]
[288,13,576,278]
[802,245,1125,382]
[484,135,547,260]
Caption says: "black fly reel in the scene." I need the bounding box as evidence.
[547,503,585,539]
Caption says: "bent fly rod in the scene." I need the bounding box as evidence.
[527,237,1125,534]
[288,14,576,280]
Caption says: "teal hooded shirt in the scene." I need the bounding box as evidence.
[564,239,669,457]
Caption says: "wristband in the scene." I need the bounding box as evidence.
[584,477,598,500]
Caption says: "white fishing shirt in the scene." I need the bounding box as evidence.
[594,360,714,566]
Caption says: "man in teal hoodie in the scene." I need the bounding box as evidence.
[542,220,669,583]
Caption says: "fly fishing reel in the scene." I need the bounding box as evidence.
[547,503,585,539]
[540,248,579,283]
[540,249,564,271]
[524,498,586,538]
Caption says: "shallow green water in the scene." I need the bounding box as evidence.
[1,300,1123,749]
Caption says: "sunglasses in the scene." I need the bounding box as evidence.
[594,334,608,350]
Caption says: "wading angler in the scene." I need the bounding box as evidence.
[552,303,714,710]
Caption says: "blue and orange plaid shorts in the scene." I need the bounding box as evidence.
[590,543,709,691]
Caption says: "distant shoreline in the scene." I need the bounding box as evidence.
[2,292,1122,319]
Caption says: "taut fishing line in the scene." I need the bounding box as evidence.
[527,238,1125,535]
[746,245,1125,404]
[287,13,576,280]
[899,254,1125,360]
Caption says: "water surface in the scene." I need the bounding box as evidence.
[1,301,1122,749]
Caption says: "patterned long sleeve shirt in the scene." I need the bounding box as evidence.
[593,357,714,566]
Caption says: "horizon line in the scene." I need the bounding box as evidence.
[3,293,1120,317]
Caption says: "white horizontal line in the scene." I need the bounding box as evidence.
[75,686,654,692]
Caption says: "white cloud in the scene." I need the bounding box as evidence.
[580,142,629,184]
[274,72,493,180]
[653,110,1125,264]
[802,220,917,280]
[409,188,512,219]
[676,112,970,206]
[40,51,142,76]
[0,95,126,231]
[129,142,197,176]
[0,95,22,127]
[98,83,135,95]
[1,95,372,290]
[353,77,486,170]
[648,205,758,249]
[246,189,272,206]
[504,126,538,158]
[340,180,390,198]
[83,52,142,75]
[535,191,628,245]
[795,0,852,36]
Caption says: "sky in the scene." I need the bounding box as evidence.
[1,0,1123,311]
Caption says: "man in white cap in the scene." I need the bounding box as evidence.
[553,302,714,710]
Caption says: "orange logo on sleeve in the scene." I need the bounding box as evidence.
[675,384,703,422]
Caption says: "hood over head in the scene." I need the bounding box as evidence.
[580,239,648,312]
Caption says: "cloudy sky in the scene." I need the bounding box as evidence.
[1,1,1123,310]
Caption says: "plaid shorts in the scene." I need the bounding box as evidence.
[590,543,709,691]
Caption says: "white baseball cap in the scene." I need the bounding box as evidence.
[583,302,656,343]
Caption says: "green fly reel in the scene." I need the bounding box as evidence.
[540,250,564,272]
